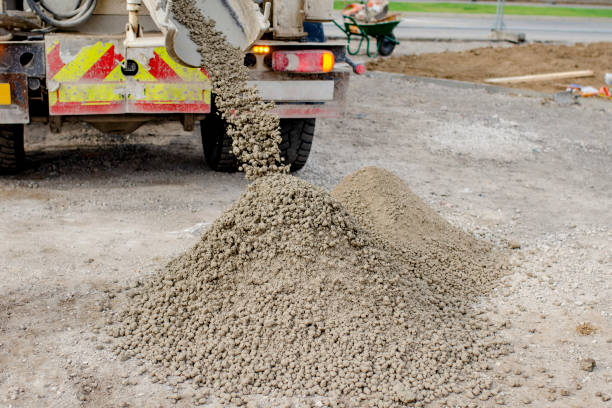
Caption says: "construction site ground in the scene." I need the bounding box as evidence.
[1,42,611,407]
[367,41,612,93]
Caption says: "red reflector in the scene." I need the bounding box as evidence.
[272,50,335,73]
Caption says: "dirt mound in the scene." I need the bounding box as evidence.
[367,42,612,93]
[109,170,510,406]
[171,0,287,179]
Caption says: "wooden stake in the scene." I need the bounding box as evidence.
[485,70,594,84]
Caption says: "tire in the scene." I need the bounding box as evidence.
[0,124,25,174]
[279,118,315,172]
[377,34,396,57]
[201,111,238,172]
[202,112,315,173]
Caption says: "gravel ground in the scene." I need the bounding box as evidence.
[1,67,611,407]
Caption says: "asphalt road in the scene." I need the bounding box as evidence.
[325,13,612,42]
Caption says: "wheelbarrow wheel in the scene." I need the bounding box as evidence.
[377,34,396,57]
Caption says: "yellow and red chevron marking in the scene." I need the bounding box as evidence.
[45,38,211,115]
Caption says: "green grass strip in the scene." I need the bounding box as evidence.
[333,1,612,18]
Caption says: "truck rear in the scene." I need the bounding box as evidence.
[0,0,352,173]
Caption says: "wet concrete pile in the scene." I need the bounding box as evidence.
[109,168,510,407]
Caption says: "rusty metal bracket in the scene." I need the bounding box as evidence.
[180,114,195,131]
[0,41,45,77]
[49,116,62,133]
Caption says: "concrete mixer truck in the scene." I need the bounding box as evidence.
[0,0,352,173]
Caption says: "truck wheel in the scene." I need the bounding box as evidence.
[0,124,25,174]
[202,116,315,173]
[279,118,315,172]
[201,112,238,172]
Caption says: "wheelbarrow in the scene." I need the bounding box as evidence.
[333,14,401,58]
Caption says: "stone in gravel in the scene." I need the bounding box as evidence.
[508,241,521,249]
[553,91,579,106]
[580,358,596,372]
[494,396,505,405]
[110,168,509,405]
[576,322,596,335]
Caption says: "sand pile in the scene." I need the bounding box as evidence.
[332,166,503,298]
[109,168,510,407]
[171,0,287,179]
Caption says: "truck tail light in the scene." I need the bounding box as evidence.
[272,50,335,73]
